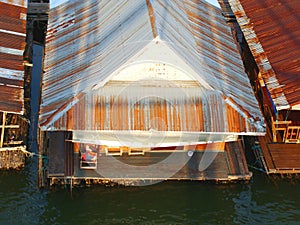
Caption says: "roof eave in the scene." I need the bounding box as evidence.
[228,0,290,110]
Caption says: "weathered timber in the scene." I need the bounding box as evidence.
[0,146,26,169]
[46,140,251,187]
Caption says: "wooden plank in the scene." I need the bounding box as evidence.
[197,142,225,151]
[0,112,7,148]
[105,146,123,156]
[268,143,300,169]
[237,139,249,175]
[3,140,23,146]
[225,142,239,174]
[225,144,237,175]
[273,121,292,125]
[0,146,26,169]
[257,135,276,171]
[7,125,19,128]
[224,140,250,176]
[48,132,66,176]
[72,151,237,181]
[285,126,300,143]
[65,137,74,176]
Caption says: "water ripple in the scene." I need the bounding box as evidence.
[1,167,300,224]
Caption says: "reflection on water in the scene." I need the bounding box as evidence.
[1,160,300,225]
[233,176,300,224]
[0,157,48,225]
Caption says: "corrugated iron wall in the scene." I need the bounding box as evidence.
[50,87,257,133]
[0,0,27,114]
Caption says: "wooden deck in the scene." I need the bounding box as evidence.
[48,140,252,185]
[256,124,300,174]
[268,144,300,171]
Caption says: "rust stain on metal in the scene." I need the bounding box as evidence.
[228,0,300,109]
[146,0,157,38]
[40,0,265,134]
[0,32,26,50]
[0,2,27,33]
[0,53,23,71]
[0,1,27,114]
[48,89,258,134]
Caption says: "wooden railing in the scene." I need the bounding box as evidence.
[285,126,300,143]
[0,112,20,148]
[272,120,300,143]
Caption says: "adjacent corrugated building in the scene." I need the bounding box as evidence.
[0,0,27,166]
[219,0,300,174]
[226,0,300,111]
[0,0,27,114]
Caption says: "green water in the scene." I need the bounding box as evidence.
[1,156,300,225]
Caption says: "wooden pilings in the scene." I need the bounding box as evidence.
[0,146,26,169]
[0,112,7,148]
[0,111,29,170]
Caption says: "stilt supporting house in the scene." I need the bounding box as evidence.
[25,0,49,186]
[0,112,27,169]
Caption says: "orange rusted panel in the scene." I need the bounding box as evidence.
[0,1,26,114]
[58,93,261,133]
[195,142,225,151]
[227,0,300,109]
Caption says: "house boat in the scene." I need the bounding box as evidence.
[219,0,300,174]
[39,0,265,186]
[0,0,29,169]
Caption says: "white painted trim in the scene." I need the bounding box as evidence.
[0,29,26,37]
[291,104,300,111]
[0,46,23,56]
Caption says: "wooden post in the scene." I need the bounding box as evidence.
[0,112,7,148]
[270,115,278,142]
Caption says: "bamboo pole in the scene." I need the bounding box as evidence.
[0,112,7,148]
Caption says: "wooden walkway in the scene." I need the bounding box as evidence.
[256,124,300,174]
[268,144,300,171]
[47,140,251,185]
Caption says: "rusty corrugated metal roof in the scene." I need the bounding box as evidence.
[0,0,27,114]
[228,0,300,110]
[40,0,265,134]
[0,0,27,8]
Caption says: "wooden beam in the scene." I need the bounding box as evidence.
[27,3,49,14]
[4,125,19,129]
[273,121,292,125]
[0,112,7,148]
